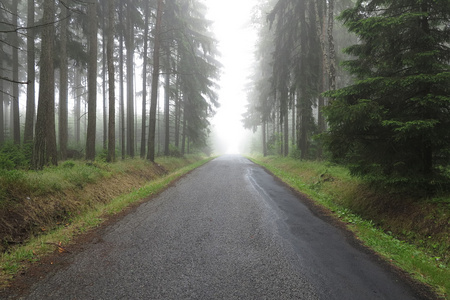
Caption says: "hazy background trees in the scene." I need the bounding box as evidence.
[243,0,450,191]
[0,0,220,168]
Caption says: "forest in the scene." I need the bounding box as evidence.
[244,0,450,193]
[0,0,220,169]
[1,0,450,192]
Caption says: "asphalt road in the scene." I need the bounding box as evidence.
[8,155,429,299]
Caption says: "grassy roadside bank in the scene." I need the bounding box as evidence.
[249,155,449,299]
[0,155,213,288]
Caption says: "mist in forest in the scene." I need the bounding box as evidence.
[1,0,450,189]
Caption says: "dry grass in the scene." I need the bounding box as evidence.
[0,156,205,253]
[0,155,211,289]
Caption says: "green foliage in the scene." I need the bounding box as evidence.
[267,133,283,155]
[0,142,32,170]
[324,0,450,192]
[168,144,183,157]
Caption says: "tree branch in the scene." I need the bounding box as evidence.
[0,76,31,84]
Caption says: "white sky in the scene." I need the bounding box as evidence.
[206,0,258,154]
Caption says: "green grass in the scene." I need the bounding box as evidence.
[249,155,449,299]
[0,155,213,289]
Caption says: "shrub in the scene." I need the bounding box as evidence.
[0,142,31,170]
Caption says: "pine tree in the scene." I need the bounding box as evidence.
[33,0,57,169]
[106,0,115,162]
[324,0,450,190]
[85,0,98,161]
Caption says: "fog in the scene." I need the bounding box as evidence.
[206,0,258,155]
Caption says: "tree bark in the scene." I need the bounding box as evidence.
[181,95,187,155]
[24,0,35,144]
[328,0,336,92]
[12,0,20,144]
[147,0,164,162]
[86,0,98,160]
[33,0,57,169]
[0,62,4,145]
[164,48,170,156]
[59,0,69,160]
[262,120,267,157]
[140,1,149,158]
[106,0,116,162]
[284,106,289,156]
[74,69,81,145]
[118,3,125,159]
[174,74,180,149]
[126,3,135,158]
[102,2,107,151]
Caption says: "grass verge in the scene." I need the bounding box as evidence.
[249,155,449,299]
[0,155,213,289]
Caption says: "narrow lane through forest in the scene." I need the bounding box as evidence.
[10,155,428,299]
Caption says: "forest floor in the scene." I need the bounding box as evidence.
[249,155,449,299]
[0,155,212,289]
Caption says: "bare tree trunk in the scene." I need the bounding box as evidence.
[59,0,69,160]
[75,69,81,145]
[102,2,107,151]
[24,0,35,144]
[126,4,135,158]
[33,0,57,169]
[174,75,180,149]
[328,0,336,92]
[298,0,309,160]
[262,120,267,157]
[164,48,170,156]
[118,4,125,159]
[284,106,289,156]
[106,0,116,162]
[140,2,149,158]
[0,64,4,145]
[181,95,187,155]
[291,92,295,147]
[12,0,20,144]
[147,0,164,162]
[86,0,98,160]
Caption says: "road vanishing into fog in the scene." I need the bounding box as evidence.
[6,155,431,299]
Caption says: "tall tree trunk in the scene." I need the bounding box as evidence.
[74,69,81,144]
[86,0,98,160]
[119,4,125,159]
[147,0,164,162]
[102,2,107,151]
[12,0,20,144]
[33,0,57,169]
[181,100,186,156]
[59,0,69,160]
[314,0,327,144]
[284,106,289,156]
[106,0,116,162]
[0,65,4,145]
[24,0,35,144]
[140,2,149,158]
[291,92,295,147]
[164,48,170,156]
[298,0,309,160]
[328,0,336,92]
[262,120,267,157]
[126,4,135,158]
[174,75,180,149]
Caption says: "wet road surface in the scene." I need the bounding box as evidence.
[8,155,426,299]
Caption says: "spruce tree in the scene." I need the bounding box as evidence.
[324,0,450,190]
